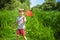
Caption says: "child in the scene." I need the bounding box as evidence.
[13,8,27,40]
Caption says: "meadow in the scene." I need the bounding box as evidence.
[0,8,60,40]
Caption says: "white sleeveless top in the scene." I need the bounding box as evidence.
[16,16,26,29]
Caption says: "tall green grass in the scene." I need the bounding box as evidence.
[0,10,18,40]
[0,9,60,40]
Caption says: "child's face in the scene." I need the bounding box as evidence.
[19,11,24,16]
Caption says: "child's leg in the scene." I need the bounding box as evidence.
[16,35,19,40]
[23,36,27,40]
[21,29,27,40]
[16,29,20,40]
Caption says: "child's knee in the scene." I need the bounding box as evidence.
[17,35,20,37]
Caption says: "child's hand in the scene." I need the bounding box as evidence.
[12,24,16,28]
[11,25,16,31]
[22,17,24,21]
[12,22,18,28]
[22,17,25,24]
[11,25,15,28]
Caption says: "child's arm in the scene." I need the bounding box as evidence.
[12,22,18,28]
[23,17,26,24]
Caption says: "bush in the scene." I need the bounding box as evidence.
[0,0,21,10]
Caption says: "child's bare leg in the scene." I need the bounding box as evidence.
[23,36,27,40]
[16,35,19,40]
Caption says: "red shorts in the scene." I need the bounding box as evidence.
[17,29,26,36]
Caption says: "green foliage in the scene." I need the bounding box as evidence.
[42,2,56,10]
[0,0,10,9]
[4,0,21,10]
[0,9,58,40]
[0,0,21,10]
[56,2,60,11]
[34,0,57,10]
[0,0,30,10]
[20,0,25,3]
[44,0,56,10]
[32,8,60,32]
[45,0,56,2]
[0,10,18,40]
